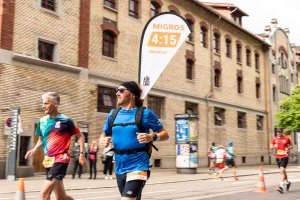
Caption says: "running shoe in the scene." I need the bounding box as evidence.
[234,177,240,181]
[214,174,223,181]
[286,181,291,191]
[276,186,284,194]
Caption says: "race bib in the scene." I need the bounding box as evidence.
[126,171,148,182]
[42,156,55,168]
[277,150,287,155]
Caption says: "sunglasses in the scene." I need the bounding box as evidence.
[116,88,128,93]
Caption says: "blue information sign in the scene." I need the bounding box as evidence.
[176,119,189,142]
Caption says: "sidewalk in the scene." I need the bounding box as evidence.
[1,165,300,194]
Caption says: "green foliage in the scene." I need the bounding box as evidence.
[275,85,300,132]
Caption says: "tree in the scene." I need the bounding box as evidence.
[275,85,300,132]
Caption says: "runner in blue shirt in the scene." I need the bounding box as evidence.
[100,81,169,200]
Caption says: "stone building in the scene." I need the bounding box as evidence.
[259,19,299,164]
[0,0,297,178]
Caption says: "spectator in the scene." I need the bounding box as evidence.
[72,143,83,179]
[88,141,98,179]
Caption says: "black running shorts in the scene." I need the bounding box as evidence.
[276,157,289,169]
[45,162,69,181]
[116,171,150,199]
[225,159,236,167]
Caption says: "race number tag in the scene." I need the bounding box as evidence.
[126,171,148,182]
[42,156,55,168]
[277,150,286,155]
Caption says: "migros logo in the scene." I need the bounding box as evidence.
[152,23,185,31]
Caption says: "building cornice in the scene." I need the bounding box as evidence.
[12,53,81,73]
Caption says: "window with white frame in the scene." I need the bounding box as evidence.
[38,40,55,62]
[41,0,56,12]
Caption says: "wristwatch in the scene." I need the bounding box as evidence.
[153,132,160,141]
[153,133,158,141]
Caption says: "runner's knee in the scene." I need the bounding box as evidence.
[279,167,286,173]
[41,190,51,200]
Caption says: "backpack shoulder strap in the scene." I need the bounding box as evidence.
[135,106,145,132]
[135,107,158,153]
[108,107,122,135]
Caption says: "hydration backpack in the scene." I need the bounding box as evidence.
[108,106,158,157]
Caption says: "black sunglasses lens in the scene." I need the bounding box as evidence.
[116,89,125,93]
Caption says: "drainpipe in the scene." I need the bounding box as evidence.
[206,14,221,156]
[267,45,273,165]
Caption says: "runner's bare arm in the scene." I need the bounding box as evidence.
[156,127,169,141]
[78,132,87,166]
[137,127,170,143]
[25,136,42,159]
[287,141,293,150]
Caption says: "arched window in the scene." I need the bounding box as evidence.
[200,26,208,48]
[102,31,116,58]
[168,5,180,14]
[225,38,231,58]
[236,41,242,63]
[256,77,261,99]
[186,59,194,80]
[214,69,221,87]
[213,32,220,53]
[236,70,243,94]
[255,52,260,71]
[237,76,243,93]
[186,19,194,42]
[256,83,261,99]
[150,1,161,17]
[129,0,139,18]
[246,48,251,66]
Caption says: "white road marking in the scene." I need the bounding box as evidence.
[231,180,254,185]
[0,190,116,200]
[76,190,176,200]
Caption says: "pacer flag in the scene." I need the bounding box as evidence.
[139,12,191,99]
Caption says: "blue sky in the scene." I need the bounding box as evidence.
[201,0,300,45]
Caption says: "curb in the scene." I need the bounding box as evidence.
[1,167,300,195]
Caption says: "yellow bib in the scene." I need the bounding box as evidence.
[42,156,55,168]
